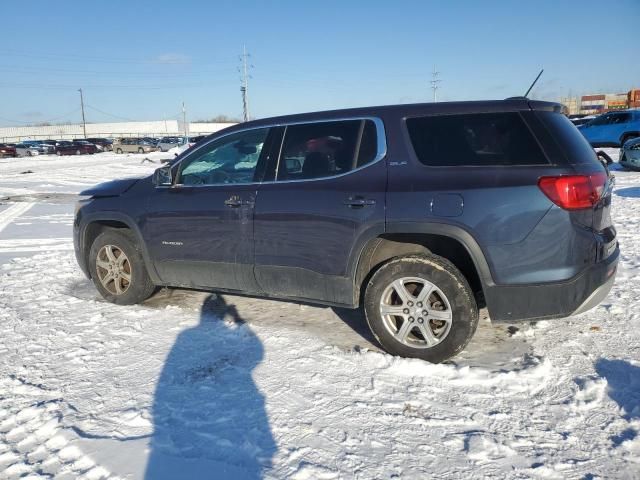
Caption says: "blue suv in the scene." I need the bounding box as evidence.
[74,99,619,363]
[578,109,640,147]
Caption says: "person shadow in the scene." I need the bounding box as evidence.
[594,358,640,447]
[144,294,276,479]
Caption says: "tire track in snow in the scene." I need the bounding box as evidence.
[0,202,35,233]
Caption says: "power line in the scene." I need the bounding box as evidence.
[0,48,237,66]
[0,108,81,126]
[0,81,220,90]
[84,104,138,122]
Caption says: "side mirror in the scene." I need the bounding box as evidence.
[152,165,173,186]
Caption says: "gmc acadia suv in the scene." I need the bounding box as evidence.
[74,100,619,363]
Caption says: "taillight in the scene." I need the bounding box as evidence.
[538,172,607,210]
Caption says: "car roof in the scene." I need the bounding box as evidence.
[220,99,562,134]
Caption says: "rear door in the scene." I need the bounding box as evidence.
[254,118,387,306]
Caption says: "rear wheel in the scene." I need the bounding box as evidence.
[138,147,144,153]
[364,254,478,363]
[89,230,155,305]
[116,148,123,154]
[56,150,61,156]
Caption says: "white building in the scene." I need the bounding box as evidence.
[0,120,235,143]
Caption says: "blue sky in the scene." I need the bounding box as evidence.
[1,0,639,126]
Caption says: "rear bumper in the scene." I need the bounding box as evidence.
[485,243,619,322]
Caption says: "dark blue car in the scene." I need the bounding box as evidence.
[74,99,618,363]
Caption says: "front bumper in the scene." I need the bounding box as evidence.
[484,243,619,322]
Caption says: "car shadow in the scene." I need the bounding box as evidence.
[595,358,640,421]
[144,294,276,479]
[615,187,640,198]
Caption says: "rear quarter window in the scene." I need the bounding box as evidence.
[536,111,601,167]
[406,112,549,166]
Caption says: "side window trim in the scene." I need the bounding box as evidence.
[167,116,386,187]
[272,117,386,184]
[403,111,551,168]
[173,127,271,187]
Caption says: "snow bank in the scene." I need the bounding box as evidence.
[0,153,638,478]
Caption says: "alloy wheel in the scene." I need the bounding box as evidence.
[379,277,453,348]
[96,244,132,295]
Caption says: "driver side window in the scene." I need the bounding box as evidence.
[178,128,269,186]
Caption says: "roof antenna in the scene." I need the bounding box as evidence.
[524,69,544,98]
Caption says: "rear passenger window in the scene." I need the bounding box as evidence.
[406,113,548,166]
[277,119,378,181]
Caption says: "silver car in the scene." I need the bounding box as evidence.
[113,138,158,154]
[15,143,41,157]
[620,137,640,171]
[157,136,185,152]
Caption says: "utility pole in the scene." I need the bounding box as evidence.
[182,102,188,139]
[430,66,441,102]
[78,88,87,138]
[239,45,252,122]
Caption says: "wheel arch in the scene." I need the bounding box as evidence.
[353,222,494,307]
[80,212,161,284]
[620,131,640,145]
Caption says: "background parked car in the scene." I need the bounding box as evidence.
[83,138,113,151]
[157,136,184,152]
[72,140,99,154]
[54,140,95,156]
[15,143,41,157]
[0,143,17,157]
[569,114,596,127]
[113,138,158,154]
[22,140,55,155]
[578,109,640,147]
[620,137,640,171]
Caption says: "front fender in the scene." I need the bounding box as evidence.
[77,211,161,284]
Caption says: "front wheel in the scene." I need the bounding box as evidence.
[138,147,144,153]
[89,229,156,305]
[364,254,478,363]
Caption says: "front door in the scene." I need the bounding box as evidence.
[254,118,387,306]
[141,127,273,292]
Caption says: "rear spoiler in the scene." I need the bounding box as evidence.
[504,97,565,113]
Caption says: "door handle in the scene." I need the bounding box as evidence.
[224,198,255,208]
[224,198,243,208]
[343,196,376,208]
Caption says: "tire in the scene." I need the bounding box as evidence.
[56,150,61,156]
[116,148,123,154]
[88,229,156,305]
[138,147,144,153]
[26,151,32,157]
[363,254,478,363]
[621,134,638,147]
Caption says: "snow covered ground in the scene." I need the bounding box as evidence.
[0,150,638,479]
